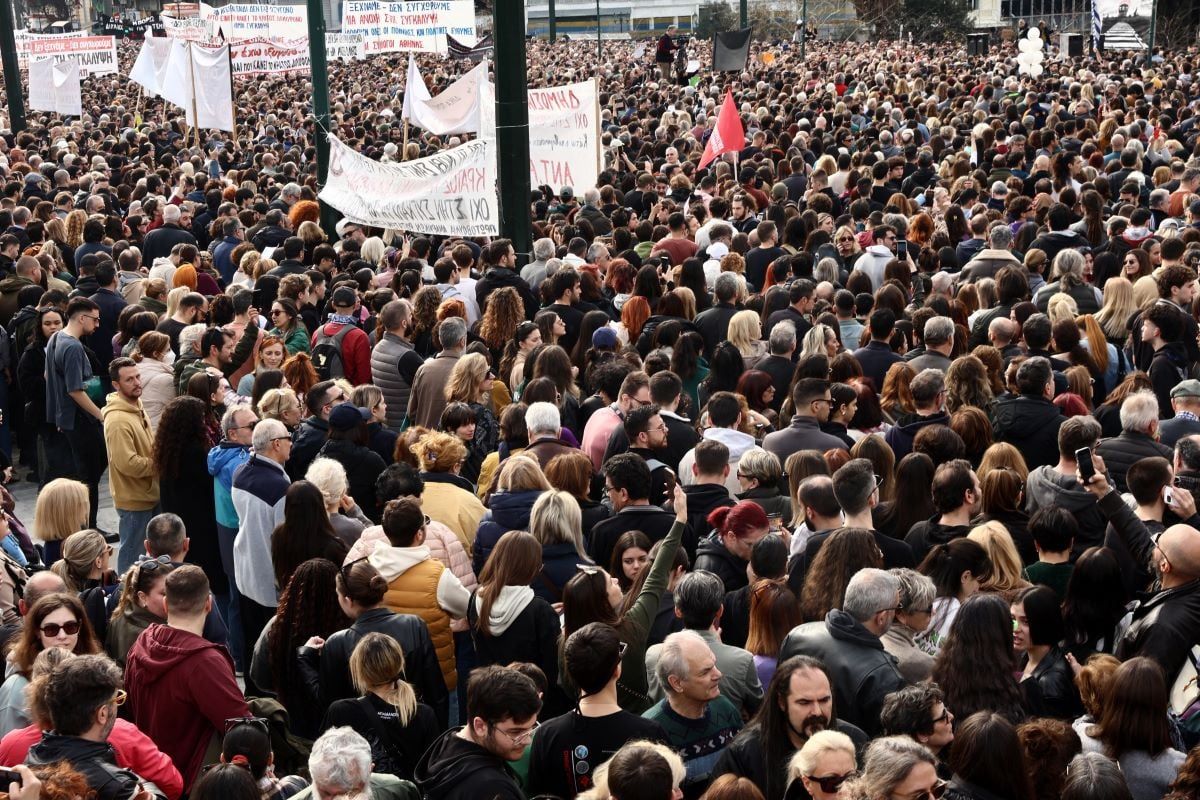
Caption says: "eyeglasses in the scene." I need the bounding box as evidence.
[40,620,81,638]
[1153,532,1173,571]
[272,436,293,444]
[340,555,370,582]
[808,772,856,794]
[493,720,540,746]
[810,398,832,407]
[877,602,904,614]
[269,309,284,316]
[836,236,854,243]
[225,716,269,735]
[137,554,172,572]
[932,706,952,724]
[233,419,259,431]
[110,689,127,706]
[576,563,603,576]
[82,314,100,323]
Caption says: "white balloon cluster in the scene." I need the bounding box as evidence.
[1016,26,1045,78]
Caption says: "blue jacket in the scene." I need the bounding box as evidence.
[535,541,585,604]
[212,235,241,285]
[207,440,252,528]
[473,490,545,574]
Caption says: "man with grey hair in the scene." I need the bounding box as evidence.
[642,630,744,797]
[143,201,197,263]
[210,403,257,665]
[645,571,764,715]
[521,237,556,289]
[757,319,797,412]
[1096,390,1173,493]
[907,318,954,373]
[272,182,301,212]
[779,568,907,736]
[885,369,948,460]
[300,727,415,799]
[371,299,422,431]
[694,271,742,357]
[959,224,1021,283]
[407,317,467,429]
[578,187,612,235]
[883,568,938,684]
[523,401,575,467]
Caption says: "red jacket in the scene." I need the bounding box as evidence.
[0,720,183,800]
[311,321,371,386]
[124,624,248,789]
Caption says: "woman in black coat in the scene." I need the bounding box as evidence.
[17,306,64,486]
[316,408,387,522]
[152,397,226,596]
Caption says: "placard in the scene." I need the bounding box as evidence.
[527,79,600,193]
[326,32,365,61]
[230,37,310,76]
[212,4,309,41]
[341,0,475,54]
[24,35,118,76]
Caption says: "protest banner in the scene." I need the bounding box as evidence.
[161,3,216,41]
[326,32,364,61]
[24,35,118,76]
[28,58,82,117]
[401,55,487,135]
[15,30,84,69]
[230,38,310,76]
[211,4,309,42]
[129,36,173,96]
[160,41,235,131]
[341,0,476,54]
[527,78,601,193]
[321,135,498,236]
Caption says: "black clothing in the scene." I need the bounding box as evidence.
[415,728,523,800]
[904,516,971,564]
[589,505,682,569]
[1019,646,1083,720]
[26,732,162,800]
[322,695,440,781]
[694,532,749,593]
[714,721,869,800]
[526,711,669,800]
[992,394,1065,470]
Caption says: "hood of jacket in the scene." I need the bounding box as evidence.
[825,608,884,650]
[1039,229,1088,246]
[915,516,971,547]
[369,544,436,583]
[125,623,228,686]
[696,532,741,568]
[100,392,146,423]
[416,729,512,798]
[485,490,543,529]
[1026,465,1097,513]
[894,411,949,435]
[27,731,118,767]
[703,426,757,461]
[207,440,251,477]
[992,395,1060,439]
[0,275,33,294]
[1155,340,1188,369]
[473,585,535,636]
[864,244,892,258]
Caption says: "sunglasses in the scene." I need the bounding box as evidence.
[40,620,81,638]
[807,772,856,794]
[225,716,269,735]
[137,554,172,572]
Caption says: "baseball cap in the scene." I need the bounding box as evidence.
[328,404,370,431]
[1171,380,1200,399]
[592,327,618,348]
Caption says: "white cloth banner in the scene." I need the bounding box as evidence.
[321,134,498,236]
[161,4,217,41]
[230,38,310,76]
[128,36,174,96]
[161,42,235,131]
[28,58,82,116]
[401,55,486,135]
[15,30,84,69]
[527,79,600,193]
[21,35,117,76]
[341,0,476,54]
[326,33,365,61]
[211,4,309,42]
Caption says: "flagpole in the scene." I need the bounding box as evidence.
[228,46,238,147]
[188,43,201,149]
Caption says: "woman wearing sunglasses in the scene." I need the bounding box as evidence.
[787,729,858,800]
[0,594,100,733]
[840,736,944,800]
[105,556,176,668]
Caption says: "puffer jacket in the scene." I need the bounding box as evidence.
[207,441,252,529]
[473,489,545,574]
[535,541,584,603]
[371,332,423,430]
[992,394,1065,470]
[136,356,176,434]
[421,475,487,553]
[1095,431,1172,494]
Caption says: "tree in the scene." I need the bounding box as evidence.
[696,1,740,38]
[894,0,971,40]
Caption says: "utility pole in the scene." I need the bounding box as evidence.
[799,0,808,59]
[595,0,601,63]
[305,0,335,238]
[739,0,746,28]
[549,0,555,42]
[0,0,26,133]
[493,0,532,261]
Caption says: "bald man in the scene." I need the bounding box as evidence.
[1081,457,1200,686]
[0,571,68,648]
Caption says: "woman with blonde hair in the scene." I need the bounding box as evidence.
[446,353,499,483]
[800,324,839,361]
[1046,293,1079,325]
[33,478,89,566]
[1094,277,1137,345]
[969,521,1032,602]
[727,309,768,368]
[840,737,941,800]
[50,529,114,598]
[529,489,590,602]
[787,729,858,800]
[320,632,439,781]
[411,431,486,551]
[473,454,549,573]
[1132,274,1159,310]
[977,442,1030,484]
[258,386,302,430]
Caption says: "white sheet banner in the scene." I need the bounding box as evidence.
[128,36,173,96]
[212,4,309,41]
[401,55,486,135]
[321,134,498,236]
[341,0,476,54]
[326,32,365,61]
[161,42,234,131]
[161,5,216,41]
[230,38,310,76]
[21,35,117,76]
[527,79,601,193]
[28,58,82,116]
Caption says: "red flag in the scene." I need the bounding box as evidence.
[698,90,745,170]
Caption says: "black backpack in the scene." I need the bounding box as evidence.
[311,324,354,381]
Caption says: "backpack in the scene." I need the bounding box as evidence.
[311,324,355,381]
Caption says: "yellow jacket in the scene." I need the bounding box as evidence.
[101,392,159,510]
[421,479,486,553]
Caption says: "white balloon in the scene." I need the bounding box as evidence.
[1018,38,1034,52]
[1029,27,1041,38]
[1017,51,1034,65]
[1029,63,1043,77]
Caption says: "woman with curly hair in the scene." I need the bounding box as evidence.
[970,345,1006,396]
[184,371,225,448]
[256,558,349,739]
[410,431,487,551]
[1164,745,1200,800]
[281,352,319,411]
[445,354,499,484]
[153,396,226,601]
[498,321,542,395]
[800,528,883,622]
[408,286,442,358]
[950,406,993,466]
[475,286,523,365]
[879,361,916,422]
[945,355,993,413]
[932,593,1024,724]
[288,199,320,229]
[1018,718,1083,800]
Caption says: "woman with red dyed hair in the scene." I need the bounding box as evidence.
[694,500,771,592]
[288,199,320,229]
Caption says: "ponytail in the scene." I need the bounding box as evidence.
[109,563,142,623]
[387,676,418,727]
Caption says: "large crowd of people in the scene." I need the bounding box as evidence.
[0,21,1197,800]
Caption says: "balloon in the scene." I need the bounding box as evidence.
[1018,38,1033,52]
[1017,51,1034,65]
[1029,63,1043,77]
[1028,26,1041,38]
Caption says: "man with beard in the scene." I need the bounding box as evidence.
[713,657,868,800]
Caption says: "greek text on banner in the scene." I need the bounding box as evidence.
[340,0,476,54]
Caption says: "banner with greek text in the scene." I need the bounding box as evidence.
[212,4,308,42]
[326,32,365,61]
[24,35,117,77]
[321,134,498,236]
[161,3,216,41]
[230,38,310,76]
[341,0,476,54]
[15,30,85,72]
[527,79,600,193]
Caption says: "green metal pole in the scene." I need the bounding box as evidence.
[306,0,335,238]
[0,0,26,134]
[596,0,601,63]
[800,0,808,59]
[549,0,556,42]
[493,0,532,261]
[739,0,746,28]
[1144,0,1155,67]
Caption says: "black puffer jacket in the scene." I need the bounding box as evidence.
[1095,431,1173,493]
[992,394,1065,470]
[694,532,749,593]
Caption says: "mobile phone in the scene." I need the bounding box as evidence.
[663,467,677,495]
[0,768,22,788]
[1076,448,1095,482]
[1164,486,1176,506]
[896,240,908,259]
[767,513,783,534]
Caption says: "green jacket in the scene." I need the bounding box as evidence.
[291,775,418,800]
[272,323,311,356]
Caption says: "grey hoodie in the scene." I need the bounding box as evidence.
[1025,465,1108,553]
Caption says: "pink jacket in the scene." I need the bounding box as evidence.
[346,520,478,631]
[0,720,184,800]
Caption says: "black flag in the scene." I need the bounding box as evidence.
[448,34,494,61]
[713,27,752,72]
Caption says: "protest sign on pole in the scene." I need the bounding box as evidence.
[321,134,498,236]
[211,4,309,42]
[29,57,82,117]
[527,78,601,193]
[401,55,487,135]
[20,34,117,76]
[325,32,364,61]
[128,36,173,95]
[161,41,234,131]
[229,38,310,76]
[341,0,476,54]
